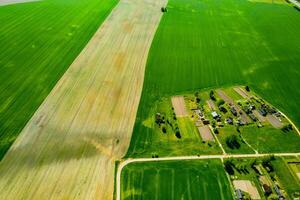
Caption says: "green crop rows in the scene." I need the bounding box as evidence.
[121,159,234,200]
[0,0,118,159]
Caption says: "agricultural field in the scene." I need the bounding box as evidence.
[224,156,300,199]
[126,0,300,157]
[0,0,118,159]
[120,159,234,200]
[0,0,167,199]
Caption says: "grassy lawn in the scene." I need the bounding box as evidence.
[217,126,255,154]
[0,0,118,159]
[241,124,300,153]
[126,0,300,157]
[121,159,234,200]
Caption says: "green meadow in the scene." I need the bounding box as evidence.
[121,159,233,200]
[0,0,117,159]
[126,0,300,157]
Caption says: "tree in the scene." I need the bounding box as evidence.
[226,135,240,149]
[224,160,234,175]
[175,131,181,139]
[209,90,216,101]
[245,85,250,92]
[217,99,225,106]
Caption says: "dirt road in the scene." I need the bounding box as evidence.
[0,0,167,199]
[0,0,38,6]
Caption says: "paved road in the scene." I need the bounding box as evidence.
[116,152,300,200]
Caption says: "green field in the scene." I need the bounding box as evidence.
[0,0,117,159]
[121,159,234,200]
[241,125,300,153]
[126,0,300,157]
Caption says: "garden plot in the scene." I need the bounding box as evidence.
[197,125,214,141]
[233,180,260,199]
[171,96,188,117]
[207,99,217,110]
[266,114,283,128]
[233,87,250,99]
[0,0,167,199]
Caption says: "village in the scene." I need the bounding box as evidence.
[157,86,294,151]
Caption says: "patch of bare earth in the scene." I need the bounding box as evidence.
[253,110,266,122]
[206,99,217,110]
[197,125,214,141]
[171,96,188,117]
[233,180,261,199]
[233,87,250,99]
[266,114,283,128]
[0,0,166,199]
[0,0,39,6]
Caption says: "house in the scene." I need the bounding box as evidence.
[230,107,238,116]
[226,117,233,124]
[249,104,255,110]
[236,120,245,126]
[203,119,210,125]
[274,185,284,200]
[235,189,243,200]
[212,111,218,118]
[258,107,267,116]
[249,113,257,122]
[262,184,272,196]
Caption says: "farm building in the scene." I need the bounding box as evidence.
[230,107,238,116]
[235,189,243,200]
[226,117,233,124]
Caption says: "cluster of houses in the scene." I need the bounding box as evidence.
[194,108,210,126]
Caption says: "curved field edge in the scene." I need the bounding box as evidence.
[125,0,300,158]
[0,0,118,159]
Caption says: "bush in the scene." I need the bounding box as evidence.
[224,160,235,175]
[245,85,250,91]
[281,124,293,132]
[209,90,216,101]
[175,131,181,139]
[161,7,167,12]
[217,99,225,106]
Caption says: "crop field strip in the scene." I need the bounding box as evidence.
[126,0,300,158]
[0,0,119,159]
[0,0,167,199]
